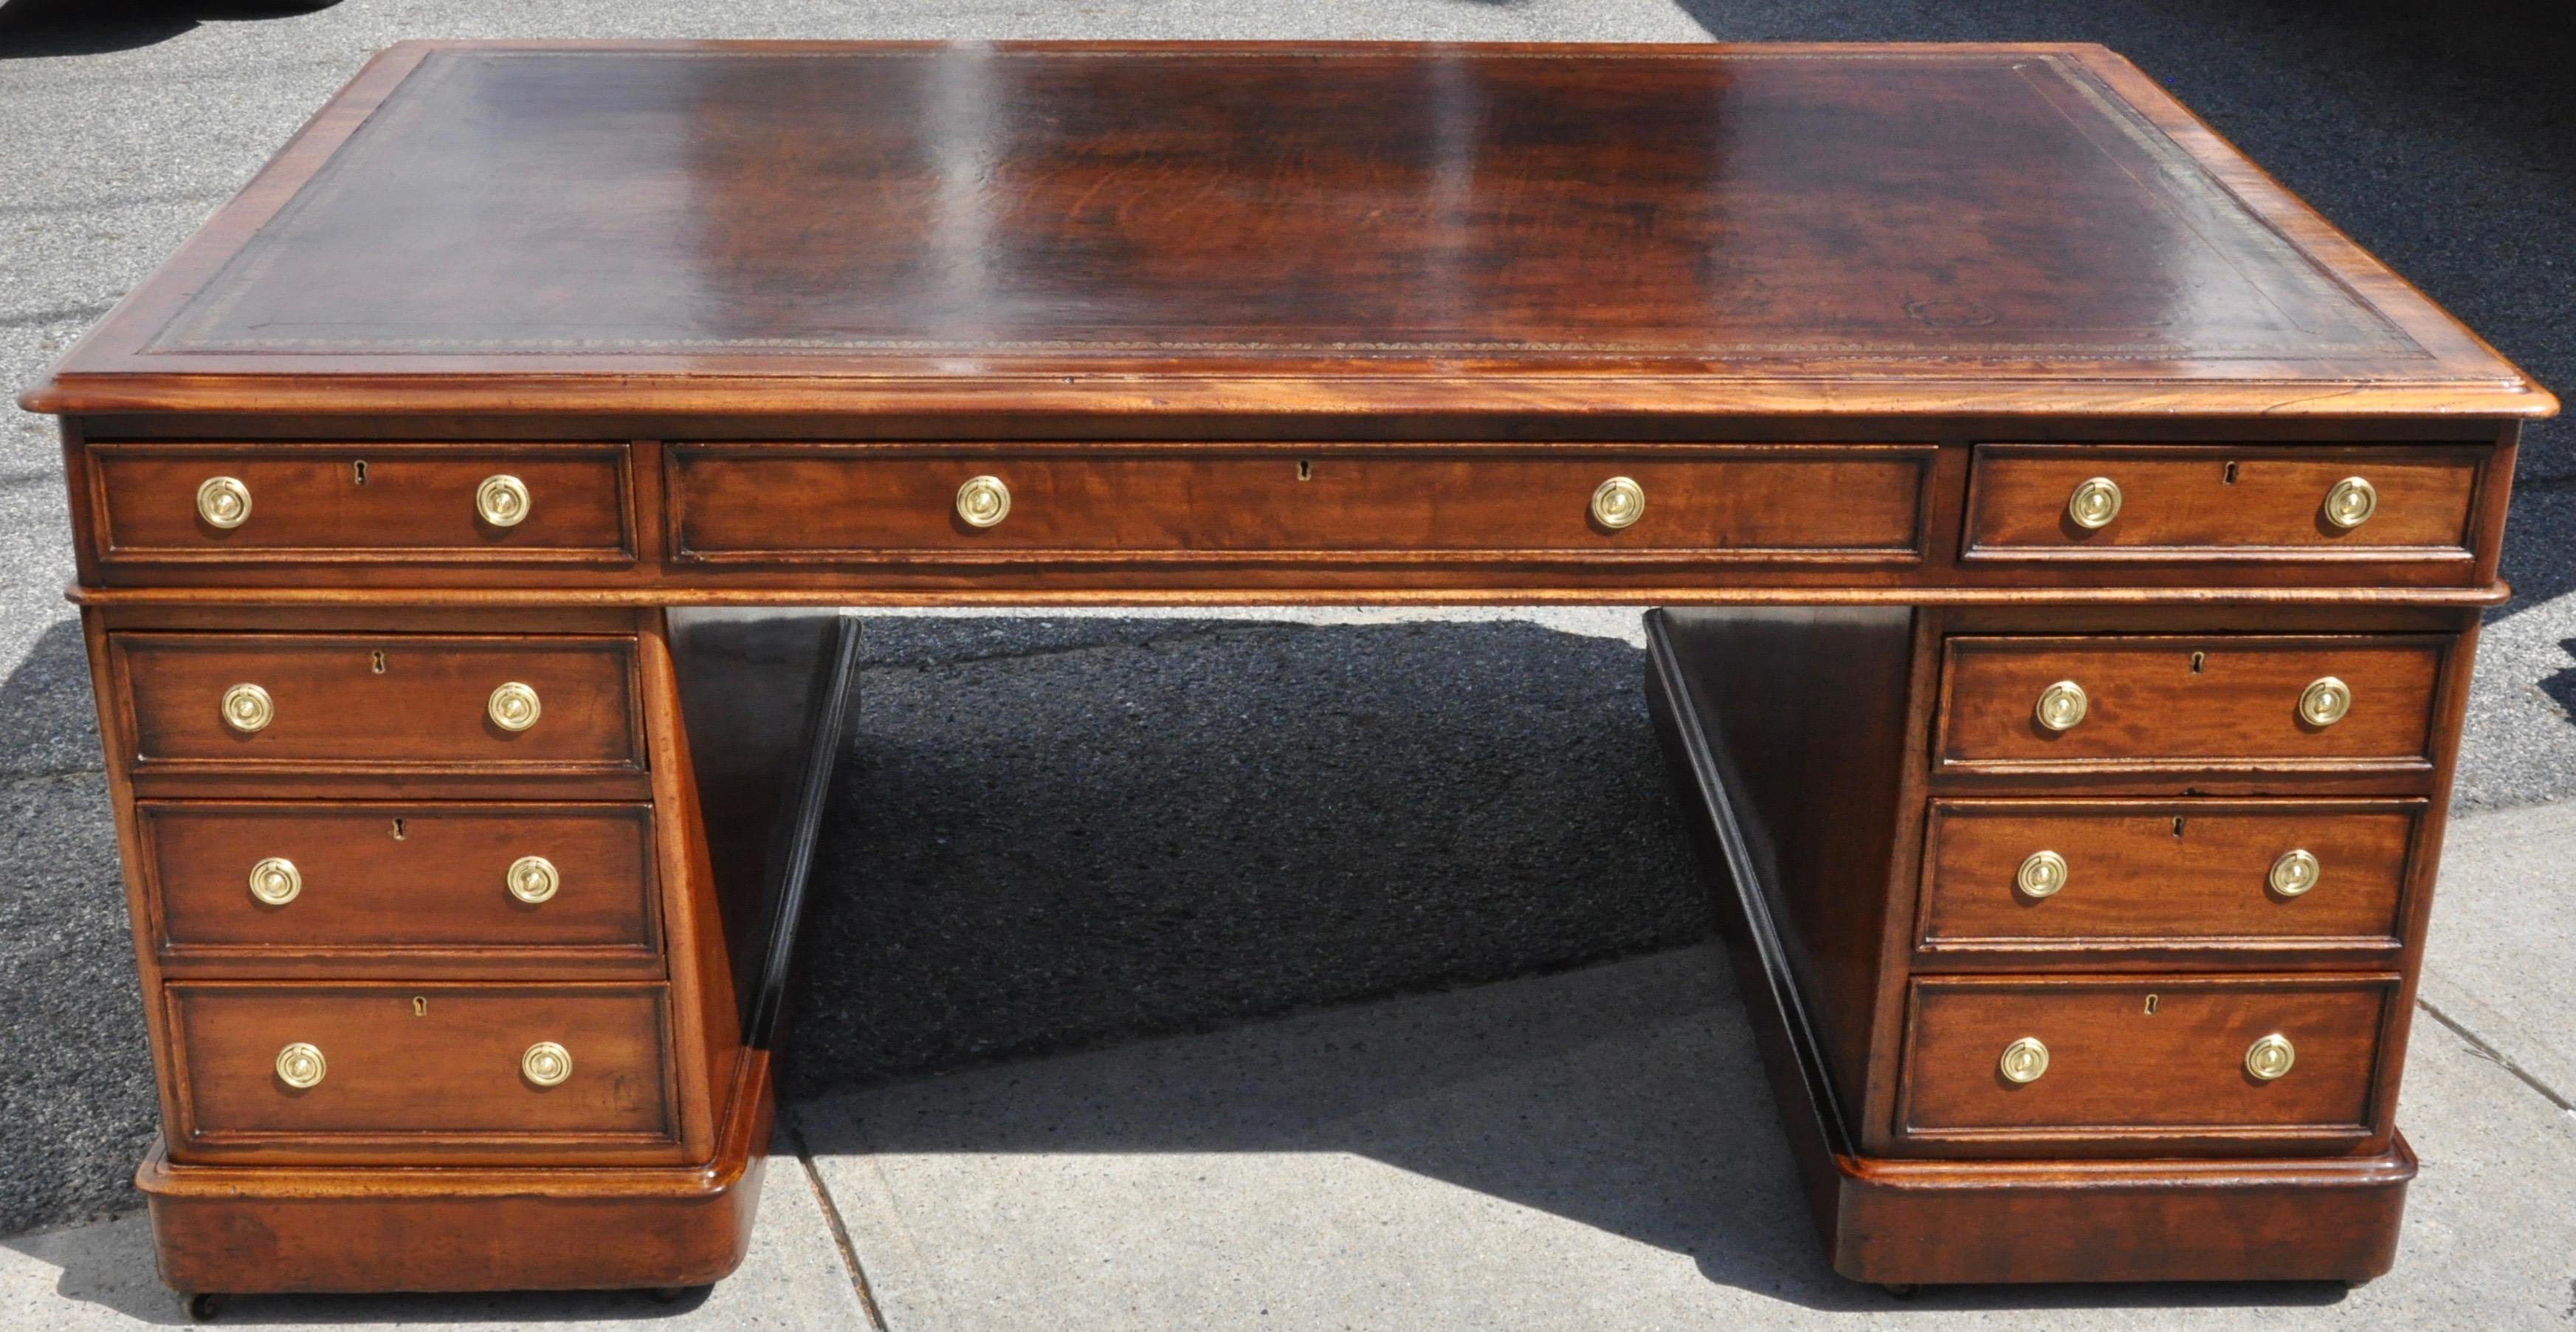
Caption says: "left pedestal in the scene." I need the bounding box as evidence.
[81,603,856,1297]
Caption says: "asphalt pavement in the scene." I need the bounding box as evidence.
[1,0,2570,1269]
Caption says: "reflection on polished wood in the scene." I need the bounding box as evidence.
[19,40,2552,1301]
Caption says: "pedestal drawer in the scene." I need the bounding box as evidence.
[111,632,644,774]
[1897,975,2397,1150]
[141,802,658,971]
[165,983,675,1158]
[1934,634,2447,774]
[1918,799,2420,955]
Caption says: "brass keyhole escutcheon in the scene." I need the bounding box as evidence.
[2245,1033,2296,1082]
[412,997,428,1017]
[2298,676,2352,727]
[370,650,388,674]
[247,856,301,906]
[2033,679,2088,732]
[2323,476,2377,529]
[196,476,252,529]
[2143,994,2160,1016]
[955,475,1011,528]
[1589,476,1645,530]
[475,473,531,527]
[275,1043,326,1089]
[220,682,274,733]
[506,855,560,904]
[521,1042,574,1088]
[1998,1037,2050,1084]
[2065,476,2122,529]
[2014,850,2068,899]
[2268,848,2321,897]
[487,682,542,732]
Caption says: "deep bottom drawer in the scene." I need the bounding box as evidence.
[1898,975,2396,1150]
[167,983,674,1158]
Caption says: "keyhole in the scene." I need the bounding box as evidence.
[412,996,428,1017]
[2189,651,2205,674]
[2222,461,2238,485]
[390,818,406,841]
[2144,994,2160,1016]
[1297,460,1313,482]
[370,650,387,674]
[354,460,369,486]
[2172,815,2186,839]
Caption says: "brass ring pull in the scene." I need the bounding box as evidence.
[506,855,559,904]
[486,682,542,732]
[220,683,275,734]
[955,475,1011,528]
[2267,848,2321,897]
[475,474,531,527]
[1590,476,1646,530]
[2033,679,2088,732]
[521,1041,574,1087]
[275,1043,326,1089]
[2066,476,2123,529]
[1998,1037,2050,1084]
[2245,1033,2296,1081]
[2014,850,2069,899]
[2323,476,2377,529]
[196,476,252,529]
[2298,676,2351,727]
[247,856,302,906]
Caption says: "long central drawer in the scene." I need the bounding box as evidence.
[668,445,1932,560]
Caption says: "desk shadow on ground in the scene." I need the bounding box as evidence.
[0,0,338,59]
[796,946,2352,1317]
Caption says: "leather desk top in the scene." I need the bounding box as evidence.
[20,41,2550,421]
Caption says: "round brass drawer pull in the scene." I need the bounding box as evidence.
[2268,848,2321,897]
[521,1041,574,1088]
[2323,476,2377,529]
[275,1042,326,1089]
[2245,1033,2296,1081]
[475,473,531,528]
[486,682,542,732]
[196,476,252,529]
[955,475,1011,528]
[247,856,302,906]
[2015,850,2070,899]
[506,854,560,904]
[1590,476,1646,530]
[2298,676,2351,727]
[2033,679,2089,732]
[220,682,275,734]
[1998,1037,2050,1084]
[2065,476,2123,529]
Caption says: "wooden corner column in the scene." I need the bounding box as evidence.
[20,39,2552,1301]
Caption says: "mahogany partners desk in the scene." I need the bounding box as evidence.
[20,41,2554,1308]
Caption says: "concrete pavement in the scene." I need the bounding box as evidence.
[1,797,2569,1329]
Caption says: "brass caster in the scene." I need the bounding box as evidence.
[1881,1283,1921,1300]
[182,1291,227,1322]
[645,1285,708,1305]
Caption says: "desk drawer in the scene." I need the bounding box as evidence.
[1898,975,2394,1147]
[142,802,658,967]
[1964,444,2482,562]
[165,983,674,1156]
[1935,635,2445,773]
[1918,800,2418,954]
[89,444,632,564]
[669,446,1929,561]
[113,633,644,773]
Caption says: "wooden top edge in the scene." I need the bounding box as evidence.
[17,373,2558,419]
